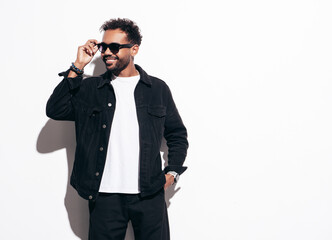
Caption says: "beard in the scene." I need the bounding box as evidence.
[103,54,131,76]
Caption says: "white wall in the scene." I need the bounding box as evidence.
[1,0,332,239]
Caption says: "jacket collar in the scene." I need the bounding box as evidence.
[97,64,152,88]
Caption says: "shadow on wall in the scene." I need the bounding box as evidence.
[36,56,181,240]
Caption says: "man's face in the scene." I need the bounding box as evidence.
[101,29,135,74]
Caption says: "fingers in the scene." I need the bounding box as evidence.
[75,39,100,67]
[79,40,98,57]
[84,39,99,55]
[82,46,94,57]
[87,39,98,45]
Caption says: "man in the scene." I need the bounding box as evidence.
[46,18,188,240]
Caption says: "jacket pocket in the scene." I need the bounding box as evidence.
[78,106,105,139]
[86,106,104,117]
[147,106,166,146]
[147,105,166,117]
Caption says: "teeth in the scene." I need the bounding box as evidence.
[106,56,117,60]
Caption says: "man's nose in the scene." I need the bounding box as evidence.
[103,47,112,55]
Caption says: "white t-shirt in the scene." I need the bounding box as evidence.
[99,74,140,193]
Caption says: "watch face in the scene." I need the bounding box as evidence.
[175,174,179,182]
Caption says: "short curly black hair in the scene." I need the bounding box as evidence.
[100,18,142,46]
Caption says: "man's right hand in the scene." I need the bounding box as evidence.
[68,39,99,78]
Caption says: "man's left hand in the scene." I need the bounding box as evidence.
[164,174,175,190]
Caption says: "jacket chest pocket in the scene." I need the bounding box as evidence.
[147,106,166,141]
[79,106,105,135]
[147,106,166,118]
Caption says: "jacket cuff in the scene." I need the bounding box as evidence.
[58,69,83,90]
[164,165,187,175]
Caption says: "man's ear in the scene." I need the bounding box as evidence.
[131,44,139,57]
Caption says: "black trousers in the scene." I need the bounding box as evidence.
[88,188,170,240]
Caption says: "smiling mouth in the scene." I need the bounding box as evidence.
[104,55,118,64]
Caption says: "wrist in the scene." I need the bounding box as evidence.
[167,171,179,184]
[73,61,86,70]
[70,62,84,75]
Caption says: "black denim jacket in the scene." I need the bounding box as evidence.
[46,65,188,200]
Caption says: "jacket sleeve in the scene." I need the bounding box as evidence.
[46,70,83,121]
[163,85,189,175]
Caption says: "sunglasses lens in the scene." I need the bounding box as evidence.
[98,43,105,53]
[109,43,120,54]
[98,43,122,54]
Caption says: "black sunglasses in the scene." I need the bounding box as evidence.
[97,42,134,54]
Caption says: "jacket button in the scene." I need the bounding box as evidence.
[108,103,112,107]
[99,147,104,151]
[102,124,106,129]
[95,172,100,176]
[89,195,93,200]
